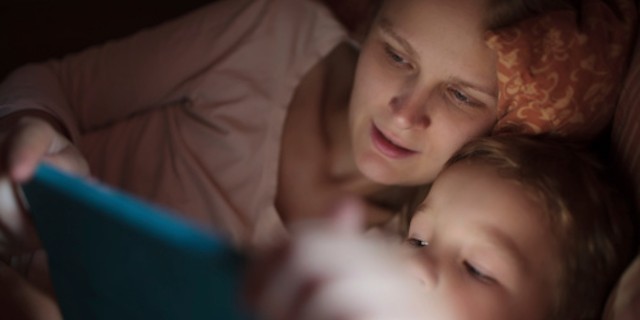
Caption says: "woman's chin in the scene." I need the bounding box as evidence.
[357,158,411,186]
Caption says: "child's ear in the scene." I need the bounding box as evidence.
[327,196,366,233]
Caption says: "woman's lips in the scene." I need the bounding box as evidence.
[370,124,418,159]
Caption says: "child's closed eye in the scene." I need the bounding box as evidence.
[463,260,498,285]
[405,237,429,248]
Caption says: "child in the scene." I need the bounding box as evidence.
[249,135,636,320]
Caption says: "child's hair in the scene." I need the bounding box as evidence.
[406,135,636,319]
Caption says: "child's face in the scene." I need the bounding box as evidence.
[405,162,562,320]
[349,0,498,186]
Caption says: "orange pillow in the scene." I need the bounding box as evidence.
[486,0,637,140]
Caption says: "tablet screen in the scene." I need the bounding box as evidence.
[21,164,253,320]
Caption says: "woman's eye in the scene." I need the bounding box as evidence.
[447,87,474,105]
[451,89,470,102]
[445,87,488,110]
[405,237,429,248]
[464,261,497,285]
[384,45,412,69]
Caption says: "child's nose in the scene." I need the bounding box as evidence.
[405,252,438,290]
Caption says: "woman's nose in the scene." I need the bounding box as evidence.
[389,91,431,130]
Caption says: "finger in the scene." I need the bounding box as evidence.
[251,243,325,320]
[43,144,90,177]
[0,260,63,320]
[6,120,56,182]
[0,172,42,253]
[258,276,324,320]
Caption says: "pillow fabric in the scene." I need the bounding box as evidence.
[486,0,637,141]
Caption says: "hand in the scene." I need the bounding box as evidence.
[0,259,62,320]
[245,199,433,320]
[1,114,88,182]
[0,113,89,254]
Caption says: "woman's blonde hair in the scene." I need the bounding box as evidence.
[407,135,636,319]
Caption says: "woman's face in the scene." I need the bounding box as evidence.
[349,0,499,185]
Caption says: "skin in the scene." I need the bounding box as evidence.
[604,255,640,320]
[0,260,61,320]
[249,161,565,320]
[348,0,499,185]
[1,0,501,230]
[0,111,88,183]
[406,162,563,320]
[277,0,500,224]
[2,2,500,225]
[1,0,502,318]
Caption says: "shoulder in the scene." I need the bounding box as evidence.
[262,0,348,38]
[191,0,348,53]
[196,0,345,29]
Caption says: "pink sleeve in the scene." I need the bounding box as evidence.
[0,0,257,142]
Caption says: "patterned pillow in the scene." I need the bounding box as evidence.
[487,0,637,141]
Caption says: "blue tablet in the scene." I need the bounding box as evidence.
[20,164,254,320]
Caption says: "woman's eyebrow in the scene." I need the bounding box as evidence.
[378,18,419,59]
[378,19,496,99]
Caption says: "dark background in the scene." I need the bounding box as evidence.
[0,0,215,80]
[0,0,374,80]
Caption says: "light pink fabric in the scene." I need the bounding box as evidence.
[0,0,348,248]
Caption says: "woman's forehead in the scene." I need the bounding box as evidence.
[374,1,498,88]
[378,0,491,31]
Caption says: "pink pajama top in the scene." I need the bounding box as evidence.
[0,0,348,248]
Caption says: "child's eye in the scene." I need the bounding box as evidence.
[464,261,497,285]
[405,237,429,248]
